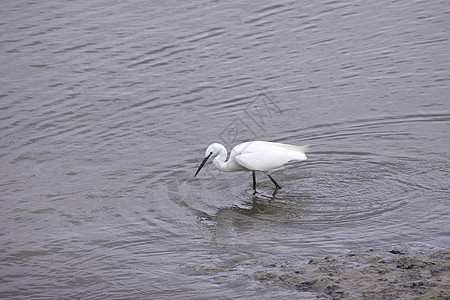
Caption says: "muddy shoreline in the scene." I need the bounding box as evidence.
[250,245,449,299]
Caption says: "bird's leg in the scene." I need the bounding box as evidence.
[266,174,282,189]
[252,171,256,189]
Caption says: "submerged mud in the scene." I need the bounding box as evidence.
[250,245,449,299]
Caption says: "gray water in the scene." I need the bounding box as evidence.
[1,0,449,299]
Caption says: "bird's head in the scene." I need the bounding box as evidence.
[205,143,224,157]
[194,143,225,177]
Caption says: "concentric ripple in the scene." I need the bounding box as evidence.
[187,112,450,252]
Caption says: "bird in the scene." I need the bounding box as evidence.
[194,141,309,189]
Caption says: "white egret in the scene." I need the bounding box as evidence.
[194,141,309,189]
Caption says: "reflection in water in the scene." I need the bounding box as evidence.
[1,0,449,298]
[224,189,281,217]
[205,188,311,236]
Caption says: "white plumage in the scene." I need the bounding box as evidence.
[194,141,309,189]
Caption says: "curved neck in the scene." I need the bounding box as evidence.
[213,147,229,171]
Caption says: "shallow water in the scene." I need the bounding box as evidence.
[1,0,449,299]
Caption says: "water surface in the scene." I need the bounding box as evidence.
[1,0,449,298]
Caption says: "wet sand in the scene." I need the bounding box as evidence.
[251,245,449,299]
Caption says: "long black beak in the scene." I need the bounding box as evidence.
[194,152,212,177]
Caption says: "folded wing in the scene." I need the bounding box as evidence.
[234,141,308,172]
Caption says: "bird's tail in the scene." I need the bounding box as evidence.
[296,145,309,154]
[277,143,309,153]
